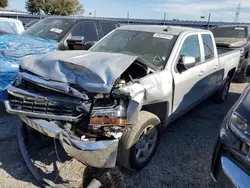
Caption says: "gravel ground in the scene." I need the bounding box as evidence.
[0,82,247,188]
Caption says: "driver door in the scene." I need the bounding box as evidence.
[172,34,206,115]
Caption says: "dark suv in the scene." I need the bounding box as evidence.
[23,17,120,50]
[211,25,250,82]
[211,84,250,187]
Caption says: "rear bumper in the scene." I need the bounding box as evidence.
[19,115,119,168]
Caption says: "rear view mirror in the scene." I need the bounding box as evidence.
[67,36,85,50]
[180,56,196,69]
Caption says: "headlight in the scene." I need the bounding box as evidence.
[89,100,127,127]
[89,116,127,126]
[240,48,245,57]
[230,113,250,137]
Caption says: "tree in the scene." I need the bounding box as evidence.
[26,0,84,15]
[0,0,8,8]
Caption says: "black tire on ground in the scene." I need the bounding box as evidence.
[214,77,230,104]
[236,59,249,83]
[117,111,161,170]
[17,123,52,188]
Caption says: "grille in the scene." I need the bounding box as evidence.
[9,96,79,116]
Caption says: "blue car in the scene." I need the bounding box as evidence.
[0,34,58,100]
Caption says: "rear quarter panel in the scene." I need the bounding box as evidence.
[218,49,240,82]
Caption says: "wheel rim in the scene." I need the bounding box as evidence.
[135,125,158,163]
[222,81,229,100]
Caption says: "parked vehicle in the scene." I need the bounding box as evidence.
[23,19,39,29]
[0,17,120,100]
[22,17,120,50]
[211,83,250,187]
[0,18,24,34]
[211,25,250,82]
[5,25,240,170]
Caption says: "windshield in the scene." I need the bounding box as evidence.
[22,18,75,41]
[211,26,247,38]
[90,30,178,68]
[25,20,38,28]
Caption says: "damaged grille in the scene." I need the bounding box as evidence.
[9,96,79,116]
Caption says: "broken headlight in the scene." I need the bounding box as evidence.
[89,100,127,127]
[230,112,250,140]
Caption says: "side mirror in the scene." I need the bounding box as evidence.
[83,41,96,50]
[67,36,85,50]
[180,56,196,70]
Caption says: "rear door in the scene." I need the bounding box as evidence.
[172,34,207,114]
[200,34,219,92]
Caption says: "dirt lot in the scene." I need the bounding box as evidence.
[0,82,248,188]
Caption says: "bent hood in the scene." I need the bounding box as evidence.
[20,50,139,93]
[215,37,247,48]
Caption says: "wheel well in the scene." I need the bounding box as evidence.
[227,68,236,80]
[141,102,168,123]
[245,51,249,59]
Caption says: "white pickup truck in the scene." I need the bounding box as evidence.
[5,25,240,171]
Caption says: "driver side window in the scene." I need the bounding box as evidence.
[71,21,98,42]
[180,35,201,63]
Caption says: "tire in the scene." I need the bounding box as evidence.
[214,77,230,104]
[117,111,161,170]
[235,59,249,83]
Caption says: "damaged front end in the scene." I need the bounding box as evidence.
[5,51,157,168]
[5,72,132,168]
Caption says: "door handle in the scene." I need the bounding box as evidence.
[214,65,219,70]
[199,71,205,76]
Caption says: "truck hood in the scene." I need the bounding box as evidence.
[20,50,140,93]
[215,37,247,48]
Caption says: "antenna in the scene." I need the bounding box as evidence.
[235,1,241,23]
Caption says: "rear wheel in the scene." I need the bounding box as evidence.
[117,111,161,170]
[236,59,249,83]
[214,77,230,103]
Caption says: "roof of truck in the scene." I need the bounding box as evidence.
[118,25,206,35]
[45,16,119,23]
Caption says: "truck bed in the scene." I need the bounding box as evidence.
[217,47,240,74]
[217,47,236,57]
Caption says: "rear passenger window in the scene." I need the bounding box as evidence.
[101,22,116,36]
[202,34,214,60]
[180,35,201,63]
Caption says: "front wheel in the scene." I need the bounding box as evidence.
[117,111,161,170]
[214,77,230,103]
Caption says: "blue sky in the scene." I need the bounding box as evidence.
[6,0,250,22]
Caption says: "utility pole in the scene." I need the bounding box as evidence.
[127,12,130,24]
[16,8,18,20]
[94,10,96,17]
[207,13,211,30]
[163,12,167,25]
[235,1,241,23]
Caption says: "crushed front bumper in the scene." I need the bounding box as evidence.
[19,114,119,168]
